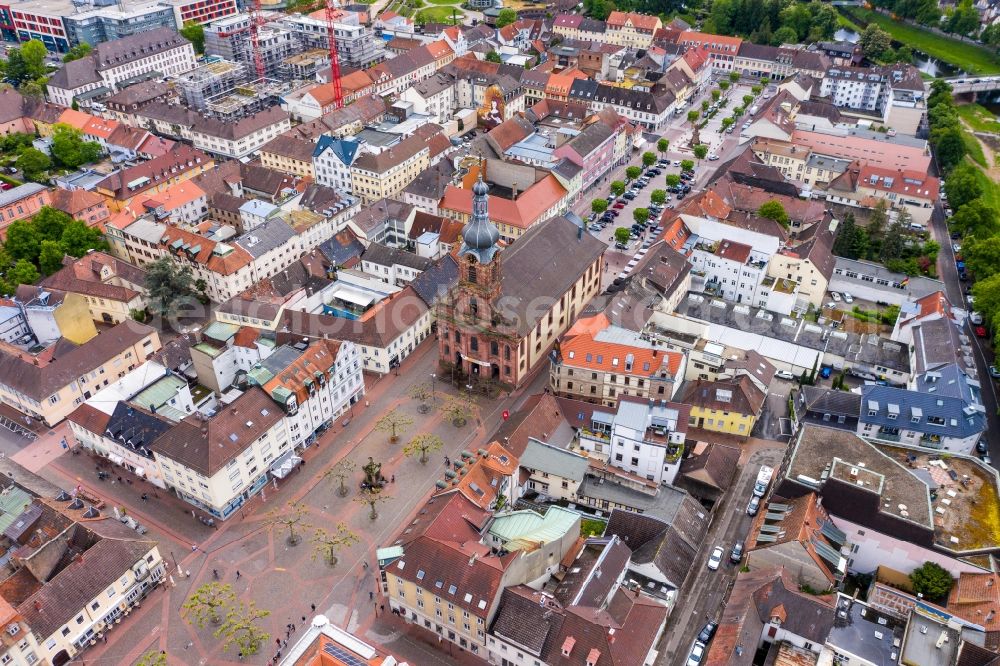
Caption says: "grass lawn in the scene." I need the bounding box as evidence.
[842,9,1000,75]
[580,518,607,537]
[969,163,1000,210]
[963,129,989,167]
[415,5,462,22]
[957,103,1000,134]
[425,0,460,5]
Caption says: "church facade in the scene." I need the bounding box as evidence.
[436,176,605,389]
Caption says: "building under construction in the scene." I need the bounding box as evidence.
[278,12,384,70]
[175,58,288,120]
[203,13,297,79]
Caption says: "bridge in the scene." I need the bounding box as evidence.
[941,75,1000,94]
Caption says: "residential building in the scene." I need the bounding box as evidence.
[675,31,743,71]
[246,338,364,451]
[187,107,291,160]
[48,187,109,228]
[825,595,906,666]
[0,320,160,426]
[518,438,589,502]
[360,243,433,287]
[437,178,605,389]
[576,396,690,486]
[604,11,662,48]
[745,492,848,591]
[279,615,402,665]
[350,131,432,203]
[40,251,148,324]
[93,145,214,213]
[158,226,255,302]
[567,79,675,131]
[0,183,50,239]
[681,375,767,436]
[153,387,288,519]
[189,322,275,394]
[827,163,939,225]
[10,285,98,346]
[259,134,317,180]
[46,27,197,106]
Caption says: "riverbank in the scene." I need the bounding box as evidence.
[839,8,1000,75]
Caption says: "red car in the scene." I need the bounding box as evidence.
[976,326,988,338]
[613,202,626,209]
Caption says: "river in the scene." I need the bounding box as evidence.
[833,28,963,77]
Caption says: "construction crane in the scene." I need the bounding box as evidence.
[325,0,345,109]
[248,0,267,80]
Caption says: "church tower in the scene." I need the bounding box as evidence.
[458,175,501,296]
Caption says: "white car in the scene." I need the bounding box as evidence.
[707,154,720,161]
[775,370,795,381]
[842,292,854,304]
[829,292,842,302]
[953,243,962,253]
[707,546,724,571]
[672,160,681,166]
[687,641,706,666]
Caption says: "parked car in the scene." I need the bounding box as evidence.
[953,243,962,254]
[730,542,744,564]
[747,495,760,516]
[951,231,961,240]
[672,160,681,166]
[978,440,989,454]
[774,370,794,380]
[989,366,1000,379]
[971,312,984,325]
[707,154,719,161]
[698,622,719,644]
[687,641,706,666]
[829,292,842,302]
[707,547,724,571]
[842,292,854,304]
[613,202,626,209]
[981,455,992,466]
[820,366,833,380]
[976,326,988,338]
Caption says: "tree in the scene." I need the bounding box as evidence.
[650,189,666,206]
[687,110,700,124]
[404,433,444,464]
[216,600,270,656]
[934,127,966,171]
[642,151,656,168]
[408,381,435,413]
[860,24,892,60]
[145,257,193,317]
[354,487,392,520]
[773,25,798,44]
[946,163,985,209]
[4,220,41,263]
[711,89,721,102]
[963,235,1000,280]
[633,208,650,225]
[15,147,50,182]
[62,43,91,63]
[266,501,309,546]
[495,7,517,27]
[665,174,681,188]
[583,0,613,20]
[38,240,64,276]
[681,159,695,172]
[32,206,71,242]
[310,523,359,566]
[6,259,38,289]
[946,0,980,36]
[743,94,755,107]
[693,144,708,160]
[485,50,502,63]
[183,582,236,627]
[614,227,631,244]
[729,71,740,83]
[374,408,413,443]
[880,218,907,263]
[657,138,669,156]
[910,562,955,602]
[868,199,889,239]
[950,199,999,238]
[591,198,608,215]
[180,21,206,54]
[611,180,626,196]
[50,123,102,169]
[60,220,107,257]
[721,117,734,131]
[323,458,357,498]
[833,212,870,260]
[701,100,710,112]
[625,166,642,181]
[719,80,730,91]
[20,40,46,80]
[441,394,474,427]
[758,200,790,228]
[751,84,762,95]
[973,273,1000,330]
[135,651,167,666]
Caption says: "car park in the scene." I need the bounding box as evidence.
[707,547,724,571]
[687,641,706,666]
[698,622,718,644]
[747,495,760,516]
[730,542,744,564]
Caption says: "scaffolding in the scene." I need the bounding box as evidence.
[203,77,290,121]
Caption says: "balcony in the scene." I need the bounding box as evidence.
[877,428,901,442]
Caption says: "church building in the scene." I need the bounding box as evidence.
[436,176,605,388]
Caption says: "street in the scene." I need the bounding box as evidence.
[659,442,787,665]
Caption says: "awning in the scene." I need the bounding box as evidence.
[270,451,302,479]
[109,453,124,465]
[332,286,376,307]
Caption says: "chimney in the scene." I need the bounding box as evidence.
[33,600,41,611]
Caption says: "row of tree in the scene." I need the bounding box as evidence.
[707,0,838,46]
[870,0,981,40]
[12,124,103,183]
[833,202,940,276]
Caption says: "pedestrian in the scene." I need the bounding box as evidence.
[380,604,385,613]
[282,639,287,649]
[301,616,306,623]
[311,603,316,612]
[236,570,241,580]
[292,623,296,632]
[238,652,243,661]
[276,638,281,646]
[118,476,123,483]
[213,569,219,579]
[391,475,395,483]
[369,591,374,601]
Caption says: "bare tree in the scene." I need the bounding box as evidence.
[215,599,271,656]
[354,487,393,520]
[182,582,236,627]
[323,458,357,497]
[403,433,444,464]
[441,395,475,427]
[266,501,310,546]
[311,522,360,566]
[374,408,414,443]
[408,381,435,414]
